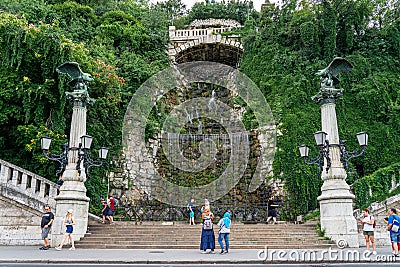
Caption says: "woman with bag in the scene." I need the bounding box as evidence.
[200,207,215,254]
[217,211,231,254]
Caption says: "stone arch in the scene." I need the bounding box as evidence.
[168,36,243,67]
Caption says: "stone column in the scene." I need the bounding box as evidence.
[52,100,90,246]
[314,87,359,248]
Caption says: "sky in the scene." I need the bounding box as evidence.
[149,0,275,12]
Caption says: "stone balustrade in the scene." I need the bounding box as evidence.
[0,159,59,211]
[169,26,239,41]
[0,159,60,245]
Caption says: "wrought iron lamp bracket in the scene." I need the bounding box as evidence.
[301,140,331,175]
[338,140,366,172]
[42,143,69,176]
[80,149,105,178]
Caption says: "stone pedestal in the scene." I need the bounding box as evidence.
[52,102,90,246]
[317,102,359,248]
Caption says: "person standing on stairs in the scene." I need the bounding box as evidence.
[266,195,278,224]
[188,198,195,225]
[101,198,112,224]
[108,196,116,225]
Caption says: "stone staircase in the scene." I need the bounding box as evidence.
[75,220,335,249]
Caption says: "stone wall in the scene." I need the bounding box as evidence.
[0,159,60,245]
[0,195,43,245]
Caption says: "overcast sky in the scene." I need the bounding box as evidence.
[149,0,275,12]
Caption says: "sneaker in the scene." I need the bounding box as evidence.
[201,250,207,254]
[42,246,49,250]
[395,254,399,257]
[39,246,45,250]
[55,246,62,251]
[220,250,224,254]
[373,251,377,255]
[224,250,229,254]
[210,250,215,254]
[69,247,75,251]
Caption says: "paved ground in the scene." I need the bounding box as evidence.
[0,246,399,265]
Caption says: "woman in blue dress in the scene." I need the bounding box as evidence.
[200,207,215,253]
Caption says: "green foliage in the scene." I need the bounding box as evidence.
[241,0,400,218]
[303,210,320,222]
[187,0,258,25]
[0,0,169,206]
[353,162,400,209]
[316,222,326,237]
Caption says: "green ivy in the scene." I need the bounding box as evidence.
[353,162,400,209]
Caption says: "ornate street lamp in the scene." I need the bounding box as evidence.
[297,57,368,248]
[298,131,330,174]
[41,135,108,178]
[299,131,368,173]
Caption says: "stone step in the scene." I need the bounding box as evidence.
[76,240,333,245]
[74,243,335,249]
[88,223,316,229]
[81,236,323,241]
[78,222,327,249]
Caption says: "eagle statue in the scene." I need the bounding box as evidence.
[56,62,95,105]
[315,57,353,88]
[56,62,94,88]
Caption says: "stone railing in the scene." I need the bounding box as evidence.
[0,159,60,211]
[189,18,242,29]
[169,26,239,41]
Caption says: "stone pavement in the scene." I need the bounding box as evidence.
[0,246,399,265]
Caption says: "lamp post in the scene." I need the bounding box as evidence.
[44,62,108,246]
[299,57,366,248]
[299,131,368,175]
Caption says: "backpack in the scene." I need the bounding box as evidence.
[203,214,213,230]
[392,216,400,233]
[369,216,376,228]
[114,199,119,207]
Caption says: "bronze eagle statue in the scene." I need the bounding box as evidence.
[56,62,95,105]
[315,57,353,87]
[56,62,93,88]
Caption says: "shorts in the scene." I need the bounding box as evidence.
[66,225,73,234]
[41,227,51,239]
[190,211,194,218]
[363,231,374,236]
[390,232,400,243]
[268,209,277,217]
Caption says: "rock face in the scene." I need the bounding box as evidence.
[116,61,279,221]
[113,20,278,221]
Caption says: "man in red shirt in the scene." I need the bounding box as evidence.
[108,197,116,225]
